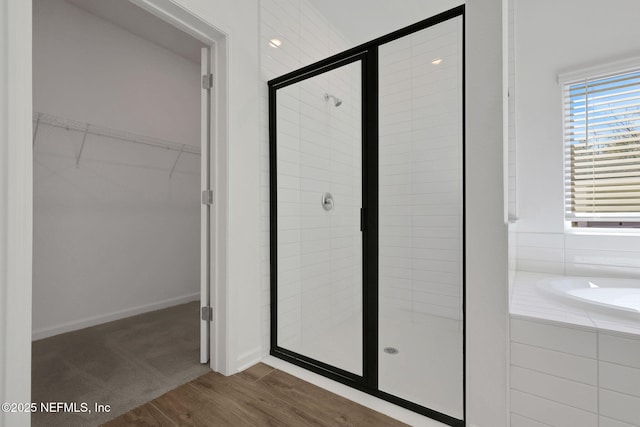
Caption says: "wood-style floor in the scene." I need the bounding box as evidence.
[103,363,408,427]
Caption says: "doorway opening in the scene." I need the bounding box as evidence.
[31,0,225,424]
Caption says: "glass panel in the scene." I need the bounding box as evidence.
[378,16,464,418]
[276,60,363,375]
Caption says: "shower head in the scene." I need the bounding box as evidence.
[324,93,342,107]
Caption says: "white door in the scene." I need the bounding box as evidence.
[200,46,212,364]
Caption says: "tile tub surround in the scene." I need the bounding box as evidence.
[510,272,640,427]
[515,232,640,279]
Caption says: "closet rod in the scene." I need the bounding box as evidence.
[32,112,201,155]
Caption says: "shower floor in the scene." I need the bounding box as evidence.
[293,315,463,420]
[379,317,463,419]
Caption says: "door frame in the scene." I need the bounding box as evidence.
[124,0,230,374]
[268,5,465,427]
[268,50,371,385]
[2,2,229,413]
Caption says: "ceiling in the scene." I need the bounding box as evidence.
[66,0,205,63]
[306,0,464,46]
[65,0,463,64]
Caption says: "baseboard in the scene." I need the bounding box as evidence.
[32,293,200,341]
[235,346,262,373]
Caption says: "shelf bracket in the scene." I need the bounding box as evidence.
[33,113,41,147]
[169,144,185,179]
[76,126,89,167]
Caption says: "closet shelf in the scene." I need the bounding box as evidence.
[32,112,201,155]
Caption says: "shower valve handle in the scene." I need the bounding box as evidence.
[321,192,334,211]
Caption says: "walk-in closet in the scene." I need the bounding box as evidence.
[31,0,208,424]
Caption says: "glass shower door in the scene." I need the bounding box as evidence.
[270,8,465,424]
[272,59,363,376]
[378,15,464,419]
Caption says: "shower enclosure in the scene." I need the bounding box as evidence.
[269,6,464,426]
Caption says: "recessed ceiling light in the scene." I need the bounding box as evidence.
[269,38,282,48]
[432,58,443,65]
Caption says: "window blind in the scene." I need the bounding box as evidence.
[563,69,640,222]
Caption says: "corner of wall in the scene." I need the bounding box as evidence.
[1,1,33,426]
[0,0,8,409]
[465,0,509,425]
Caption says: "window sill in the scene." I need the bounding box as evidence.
[563,223,640,237]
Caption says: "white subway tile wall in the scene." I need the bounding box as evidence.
[510,318,640,427]
[515,231,640,279]
[509,227,518,295]
[378,17,463,327]
[374,18,464,417]
[515,232,565,275]
[259,0,363,366]
[274,63,363,373]
[600,416,639,427]
[510,318,599,426]
[510,414,554,427]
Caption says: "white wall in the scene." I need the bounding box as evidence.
[516,0,640,233]
[32,0,201,339]
[1,0,33,424]
[466,0,509,426]
[34,0,201,145]
[514,0,640,277]
[129,0,262,376]
[307,0,465,47]
[511,2,640,425]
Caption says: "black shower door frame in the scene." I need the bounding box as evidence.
[268,6,465,427]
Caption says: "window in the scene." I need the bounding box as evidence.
[563,66,640,228]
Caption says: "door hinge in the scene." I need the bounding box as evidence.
[201,306,213,321]
[202,74,213,90]
[201,190,213,206]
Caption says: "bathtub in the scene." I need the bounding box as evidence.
[537,276,640,314]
